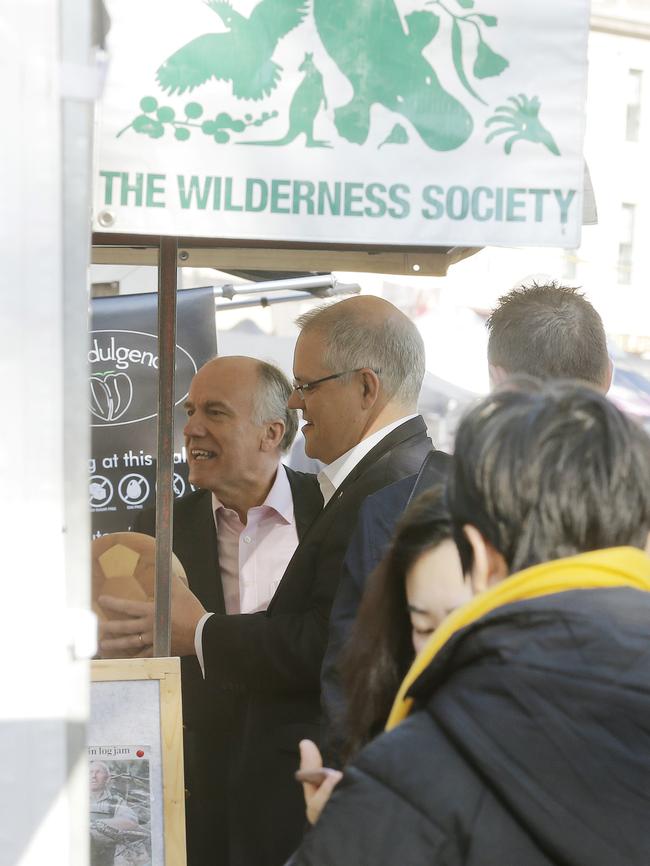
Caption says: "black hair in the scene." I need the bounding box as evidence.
[340,486,453,761]
[450,379,650,574]
[487,282,609,388]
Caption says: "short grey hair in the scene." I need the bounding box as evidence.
[252,361,299,452]
[295,301,425,405]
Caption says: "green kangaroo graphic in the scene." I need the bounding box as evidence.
[156,0,308,101]
[240,53,331,147]
[313,0,472,150]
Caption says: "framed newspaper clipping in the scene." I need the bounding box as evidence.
[90,657,186,866]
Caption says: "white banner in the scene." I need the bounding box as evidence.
[94,0,591,247]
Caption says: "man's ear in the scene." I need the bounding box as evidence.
[463,524,509,594]
[260,421,285,452]
[360,368,381,408]
[488,364,508,390]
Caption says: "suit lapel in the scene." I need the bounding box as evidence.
[182,489,225,614]
[325,416,430,510]
[285,465,324,540]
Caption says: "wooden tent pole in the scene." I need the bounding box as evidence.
[153,235,178,658]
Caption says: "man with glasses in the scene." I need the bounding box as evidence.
[101,297,448,866]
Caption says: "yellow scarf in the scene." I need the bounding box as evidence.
[386,546,650,731]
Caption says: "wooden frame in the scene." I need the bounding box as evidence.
[91,657,186,866]
[91,232,481,278]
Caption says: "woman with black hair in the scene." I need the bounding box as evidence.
[340,486,469,761]
[297,487,470,823]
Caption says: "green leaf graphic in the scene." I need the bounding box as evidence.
[473,40,509,79]
[478,14,497,26]
[456,0,474,7]
[450,19,487,104]
[378,123,409,149]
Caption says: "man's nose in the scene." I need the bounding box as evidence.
[183,416,206,437]
[287,388,304,410]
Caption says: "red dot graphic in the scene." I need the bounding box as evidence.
[136,749,144,758]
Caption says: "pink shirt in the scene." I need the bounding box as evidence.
[212,464,298,614]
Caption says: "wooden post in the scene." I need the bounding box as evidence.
[154,236,178,658]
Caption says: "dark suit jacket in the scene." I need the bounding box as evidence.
[197,416,433,866]
[320,448,452,765]
[135,465,322,866]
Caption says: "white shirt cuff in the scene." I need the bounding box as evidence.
[195,612,214,679]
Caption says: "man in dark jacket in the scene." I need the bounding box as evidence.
[101,296,446,866]
[321,282,613,762]
[102,356,323,866]
[289,381,650,866]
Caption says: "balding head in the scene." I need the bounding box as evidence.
[296,296,425,407]
[196,356,298,452]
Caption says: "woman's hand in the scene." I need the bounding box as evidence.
[296,739,343,825]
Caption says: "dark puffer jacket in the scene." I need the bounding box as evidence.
[289,586,650,866]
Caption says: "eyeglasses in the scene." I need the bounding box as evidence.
[291,368,379,399]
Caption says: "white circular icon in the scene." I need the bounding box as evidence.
[118,473,151,506]
[90,475,114,507]
[173,473,186,498]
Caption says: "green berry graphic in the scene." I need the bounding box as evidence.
[201,120,216,134]
[140,96,158,113]
[157,106,175,122]
[185,102,203,119]
[214,130,230,143]
[175,127,191,141]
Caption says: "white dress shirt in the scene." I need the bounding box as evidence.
[317,414,419,505]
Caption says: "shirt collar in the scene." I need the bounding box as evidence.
[317,414,418,505]
[212,464,294,524]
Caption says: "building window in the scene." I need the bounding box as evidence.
[626,69,642,142]
[618,203,636,285]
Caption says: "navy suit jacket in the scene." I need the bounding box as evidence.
[320,449,452,763]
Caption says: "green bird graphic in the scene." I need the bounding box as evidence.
[156,0,308,101]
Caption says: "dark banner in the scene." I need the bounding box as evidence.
[89,286,217,536]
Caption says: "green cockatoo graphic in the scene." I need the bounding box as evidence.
[156,0,308,100]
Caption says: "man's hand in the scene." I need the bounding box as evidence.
[99,578,207,658]
[296,739,342,826]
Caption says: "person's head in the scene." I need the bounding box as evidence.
[405,529,470,656]
[450,379,650,593]
[89,761,111,794]
[342,487,468,758]
[183,356,298,501]
[289,296,425,463]
[486,282,611,392]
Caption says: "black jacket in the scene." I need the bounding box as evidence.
[199,416,433,866]
[135,465,323,866]
[290,586,650,866]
